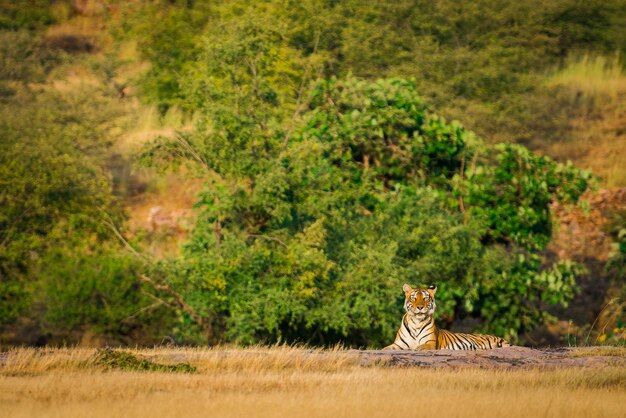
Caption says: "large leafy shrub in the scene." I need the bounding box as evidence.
[143,76,590,346]
[38,245,174,345]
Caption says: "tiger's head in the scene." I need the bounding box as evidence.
[402,283,437,321]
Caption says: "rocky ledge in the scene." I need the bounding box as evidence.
[357,346,626,369]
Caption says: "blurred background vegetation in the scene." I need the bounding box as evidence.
[0,0,624,348]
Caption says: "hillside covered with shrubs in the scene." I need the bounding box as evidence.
[0,0,624,347]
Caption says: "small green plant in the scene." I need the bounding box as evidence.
[94,348,196,373]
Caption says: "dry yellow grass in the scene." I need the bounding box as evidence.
[1,347,625,418]
[548,54,626,106]
[566,346,626,357]
[546,54,626,187]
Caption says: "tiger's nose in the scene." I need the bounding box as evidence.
[416,305,424,309]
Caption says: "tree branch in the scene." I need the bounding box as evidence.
[283,31,321,146]
[175,134,210,173]
[100,209,214,341]
[247,233,287,247]
[100,211,147,261]
[139,274,214,340]
[459,155,467,225]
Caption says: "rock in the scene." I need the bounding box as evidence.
[356,346,625,369]
[148,347,626,370]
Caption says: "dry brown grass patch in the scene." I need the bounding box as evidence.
[546,53,626,187]
[1,347,625,418]
[566,346,626,358]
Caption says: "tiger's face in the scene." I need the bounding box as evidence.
[403,283,437,320]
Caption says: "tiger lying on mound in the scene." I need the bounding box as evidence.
[384,284,510,350]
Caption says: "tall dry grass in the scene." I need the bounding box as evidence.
[1,347,625,418]
[546,54,626,187]
[548,54,626,108]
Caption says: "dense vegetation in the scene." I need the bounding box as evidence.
[144,76,589,345]
[0,0,624,347]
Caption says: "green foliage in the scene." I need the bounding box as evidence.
[476,257,585,337]
[38,246,173,344]
[0,90,120,327]
[0,30,58,87]
[0,30,131,334]
[2,0,622,347]
[137,3,327,180]
[302,77,469,183]
[464,144,592,251]
[113,1,213,113]
[0,25,181,345]
[121,0,626,147]
[0,0,56,30]
[94,348,196,373]
[142,76,591,345]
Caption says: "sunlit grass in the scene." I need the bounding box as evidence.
[566,346,626,357]
[1,346,359,376]
[545,53,626,187]
[548,54,626,108]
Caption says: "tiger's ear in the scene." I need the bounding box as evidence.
[427,284,437,298]
[402,283,412,293]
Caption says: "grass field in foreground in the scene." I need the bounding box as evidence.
[0,347,625,418]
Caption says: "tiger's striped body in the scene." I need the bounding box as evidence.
[384,284,509,350]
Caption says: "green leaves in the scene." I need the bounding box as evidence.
[463,143,592,251]
[2,0,621,347]
[0,87,127,329]
[152,75,592,345]
[301,77,467,185]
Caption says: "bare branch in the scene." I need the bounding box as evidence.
[247,233,287,247]
[121,301,164,323]
[99,209,147,261]
[175,134,210,173]
[139,274,214,339]
[283,31,321,146]
[100,208,213,341]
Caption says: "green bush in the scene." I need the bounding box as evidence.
[0,1,56,30]
[142,76,590,346]
[0,32,127,332]
[94,348,196,373]
[38,247,173,345]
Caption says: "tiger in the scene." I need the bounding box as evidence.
[384,283,510,350]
